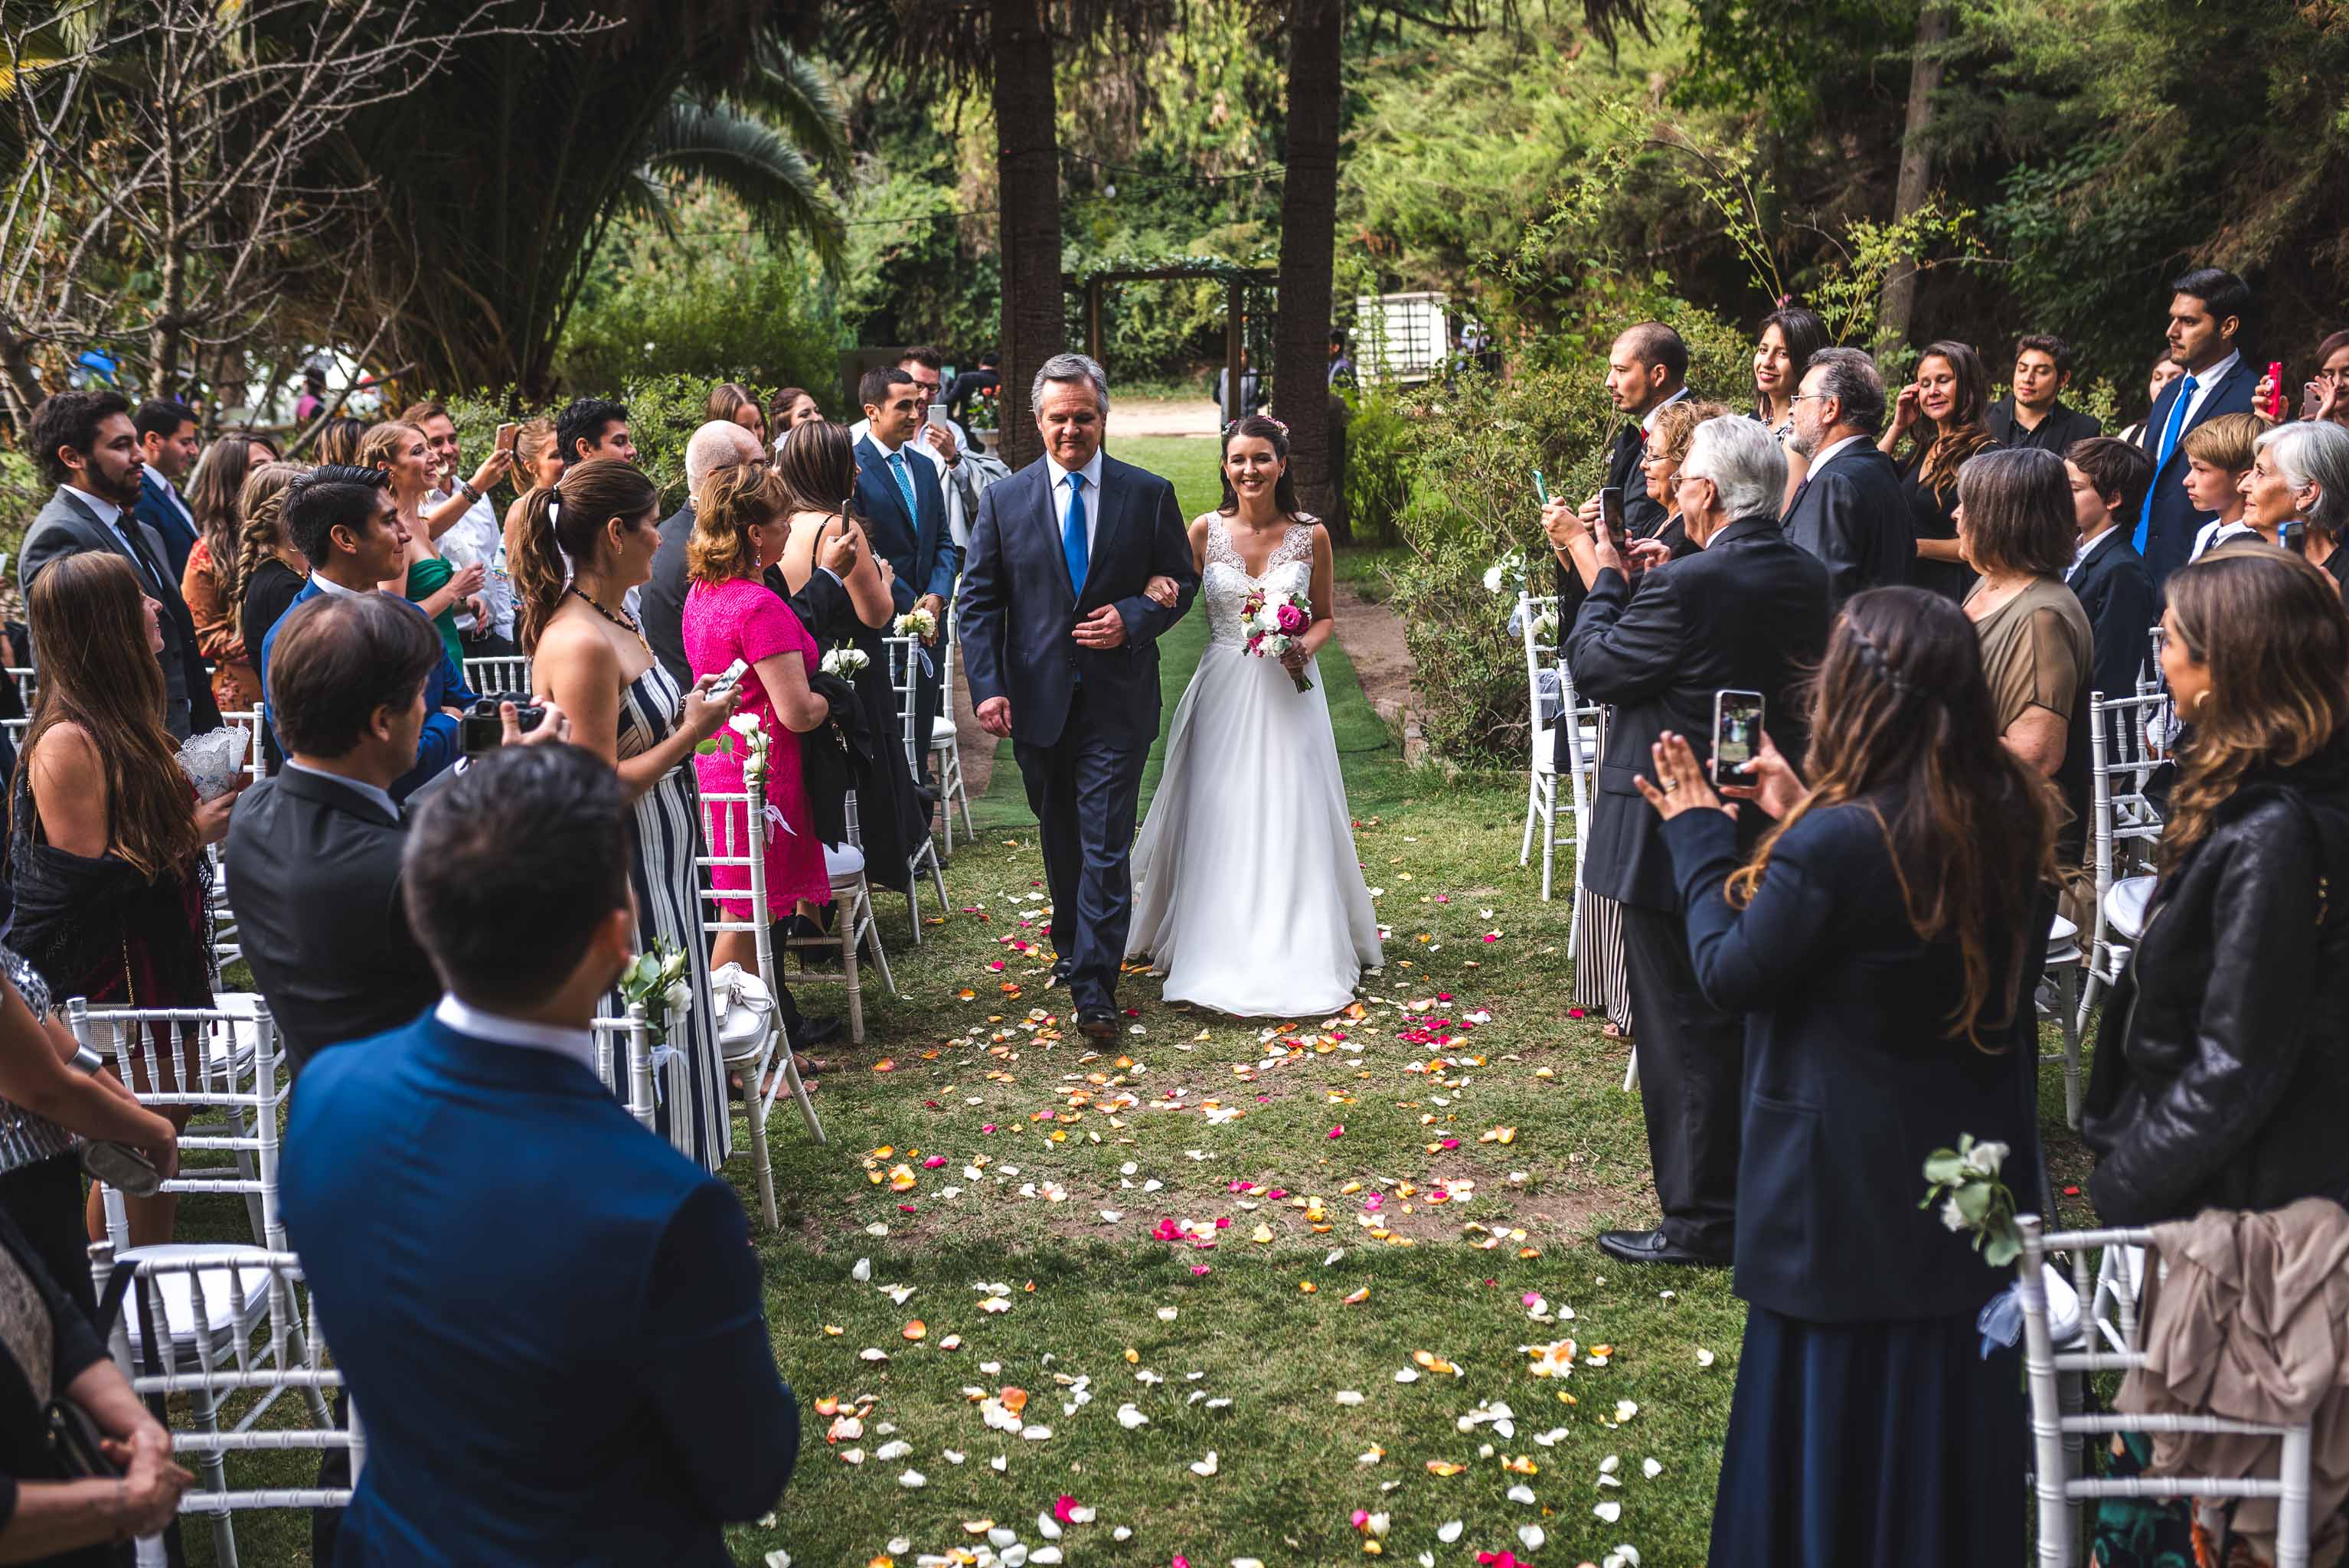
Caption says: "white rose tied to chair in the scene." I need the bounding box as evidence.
[697,712,789,841]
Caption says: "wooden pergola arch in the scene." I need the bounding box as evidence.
[1064,260,1279,421]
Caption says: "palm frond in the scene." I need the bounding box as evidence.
[642,100,845,267]
[725,39,852,185]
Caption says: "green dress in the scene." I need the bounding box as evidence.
[405,556,464,666]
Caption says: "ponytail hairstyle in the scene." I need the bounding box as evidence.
[687,461,794,586]
[1728,587,2055,1049]
[1217,413,1300,516]
[229,462,309,640]
[185,433,273,607]
[509,456,662,654]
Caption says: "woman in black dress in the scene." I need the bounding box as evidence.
[233,462,309,773]
[1879,341,2000,603]
[1637,587,2053,1568]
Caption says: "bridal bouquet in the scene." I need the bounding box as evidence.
[1242,586,1315,693]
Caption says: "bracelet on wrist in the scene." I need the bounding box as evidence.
[459,480,484,503]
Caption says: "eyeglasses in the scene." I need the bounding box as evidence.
[1788,392,1830,406]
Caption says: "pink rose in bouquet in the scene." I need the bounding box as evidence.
[1274,601,1310,635]
[1240,586,1315,693]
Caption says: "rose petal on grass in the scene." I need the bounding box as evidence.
[1189,1450,1219,1477]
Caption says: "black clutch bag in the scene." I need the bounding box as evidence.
[44,1395,120,1478]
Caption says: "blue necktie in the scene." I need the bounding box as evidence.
[1063,472,1089,596]
[2136,374,2197,554]
[887,450,918,524]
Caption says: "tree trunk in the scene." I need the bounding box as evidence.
[1272,0,1345,537]
[992,0,1067,472]
[1876,2,1949,350]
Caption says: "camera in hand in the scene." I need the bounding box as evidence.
[460,695,545,758]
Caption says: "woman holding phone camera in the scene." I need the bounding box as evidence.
[510,458,741,1172]
[1638,586,2051,1568]
[2243,420,2349,593]
[359,421,483,668]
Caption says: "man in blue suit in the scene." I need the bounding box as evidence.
[132,398,203,579]
[958,353,1200,1040]
[280,744,799,1566]
[2134,267,2259,591]
[257,466,478,800]
[855,364,960,763]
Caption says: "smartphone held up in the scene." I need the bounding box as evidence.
[1712,689,1765,789]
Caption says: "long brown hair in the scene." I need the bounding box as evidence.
[229,462,309,639]
[312,415,367,466]
[1901,341,1999,496]
[508,457,662,654]
[1728,587,2056,1047]
[185,433,274,611]
[773,421,857,518]
[2158,544,2349,874]
[707,381,762,431]
[11,554,201,877]
[357,420,423,496]
[688,462,793,586]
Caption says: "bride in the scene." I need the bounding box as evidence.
[1125,413,1384,1017]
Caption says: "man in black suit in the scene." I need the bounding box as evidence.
[1553,323,1690,629]
[2133,267,2259,591]
[2063,436,2159,704]
[1987,335,2102,455]
[1782,346,1913,605]
[17,390,221,739]
[132,397,204,579]
[958,353,1200,1041]
[227,592,574,1070]
[642,420,766,690]
[1563,414,1832,1268]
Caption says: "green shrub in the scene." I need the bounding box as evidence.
[1342,386,1412,545]
[0,446,45,570]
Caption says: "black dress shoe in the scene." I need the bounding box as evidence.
[1047,959,1073,988]
[1076,1008,1118,1043]
[1596,1227,1731,1269]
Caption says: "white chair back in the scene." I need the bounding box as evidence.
[2074,684,2175,1031]
[4,665,34,710]
[219,705,270,783]
[1514,592,1597,908]
[696,771,779,998]
[588,1001,656,1129]
[884,634,922,773]
[2017,1214,2315,1568]
[462,654,533,696]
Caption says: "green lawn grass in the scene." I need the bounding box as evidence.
[173,442,2102,1561]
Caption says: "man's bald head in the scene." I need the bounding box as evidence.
[684,419,763,498]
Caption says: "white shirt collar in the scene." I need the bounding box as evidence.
[433,994,598,1073]
[284,760,399,820]
[308,570,363,599]
[2184,348,2241,391]
[1044,449,1106,495]
[1640,387,1691,435]
[2070,525,2121,575]
[1807,434,1869,475]
[64,485,124,528]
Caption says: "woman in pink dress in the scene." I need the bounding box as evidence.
[683,462,834,974]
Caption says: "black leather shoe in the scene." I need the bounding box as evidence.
[1076,1008,1118,1043]
[1596,1227,1731,1269]
[1047,960,1073,988]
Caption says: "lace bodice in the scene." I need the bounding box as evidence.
[1201,514,1315,647]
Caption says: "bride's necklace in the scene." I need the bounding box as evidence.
[569,582,646,648]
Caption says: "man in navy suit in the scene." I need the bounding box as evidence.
[280,744,799,1566]
[132,398,203,579]
[1780,347,1914,606]
[2134,267,2259,590]
[856,365,959,760]
[958,353,1200,1040]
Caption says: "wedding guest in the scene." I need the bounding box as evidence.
[130,398,202,577]
[1562,416,1831,1268]
[402,401,518,656]
[1782,348,1911,605]
[0,1202,191,1558]
[2296,328,2349,429]
[1546,322,1692,661]
[2117,352,2187,448]
[280,745,800,1564]
[234,463,312,665]
[683,462,832,976]
[312,415,366,467]
[946,355,1000,428]
[361,421,483,668]
[1987,334,2102,453]
[769,387,823,438]
[1638,586,2050,1568]
[556,396,635,468]
[292,367,328,426]
[18,391,221,740]
[9,554,238,1249]
[512,457,737,1171]
[707,381,766,444]
[2246,419,2349,592]
[2083,544,2349,1224]
[1638,399,1736,559]
[178,430,277,710]
[1880,341,1999,603]
[259,466,480,800]
[854,346,982,573]
[642,420,765,690]
[2063,436,2160,704]
[852,365,956,748]
[2135,267,2258,588]
[498,417,564,584]
[2179,411,2264,555]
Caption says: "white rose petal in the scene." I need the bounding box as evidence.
[1518,1524,1547,1550]
[1506,1482,1536,1504]
[1593,1501,1622,1523]
[1437,1520,1464,1544]
[897,1468,926,1488]
[1643,1456,1663,1478]
[729,712,760,736]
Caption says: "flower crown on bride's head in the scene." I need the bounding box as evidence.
[1223,415,1289,441]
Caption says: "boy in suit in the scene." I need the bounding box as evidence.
[2063,436,2160,707]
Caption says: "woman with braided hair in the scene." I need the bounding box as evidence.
[1638,586,2053,1567]
[177,432,277,710]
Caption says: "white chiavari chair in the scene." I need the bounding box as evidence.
[587,1000,656,1132]
[928,620,975,851]
[461,654,533,697]
[697,771,825,1230]
[1516,593,1598,911]
[2074,684,2174,1033]
[4,665,34,711]
[884,635,950,942]
[2017,1214,2314,1568]
[204,707,270,966]
[774,789,896,1047]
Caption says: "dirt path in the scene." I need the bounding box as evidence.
[1109,397,1221,439]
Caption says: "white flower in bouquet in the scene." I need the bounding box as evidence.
[895,606,938,639]
[728,713,760,737]
[1960,1140,2010,1178]
[1939,1196,1968,1233]
[664,979,693,1018]
[820,645,871,678]
[1483,562,1508,594]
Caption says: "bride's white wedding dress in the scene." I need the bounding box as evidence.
[1125,514,1383,1017]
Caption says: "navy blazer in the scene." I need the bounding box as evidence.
[1565,515,1831,913]
[256,581,476,800]
[957,453,1199,751]
[1780,440,1914,606]
[2067,529,2157,704]
[134,468,201,581]
[281,1013,798,1565]
[2135,356,2258,590]
[854,436,958,614]
[1662,804,2036,1324]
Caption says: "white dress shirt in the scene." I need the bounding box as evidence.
[426,488,514,640]
[2171,349,2242,435]
[64,485,164,590]
[1043,449,1107,557]
[284,760,399,821]
[433,994,597,1074]
[2068,524,2123,583]
[2189,516,2260,561]
[1642,387,1691,437]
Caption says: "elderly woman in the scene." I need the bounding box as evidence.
[2244,419,2349,593]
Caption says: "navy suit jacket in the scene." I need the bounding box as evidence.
[854,435,959,614]
[2067,529,2158,703]
[257,580,475,800]
[2135,356,2258,590]
[1779,441,1914,606]
[135,468,201,581]
[281,1013,799,1566]
[957,452,1199,750]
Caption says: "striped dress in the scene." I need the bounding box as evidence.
[607,664,729,1170]
[1570,704,1635,1033]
